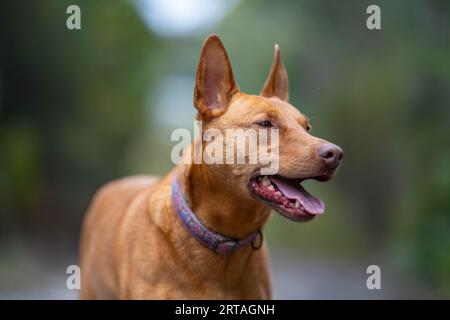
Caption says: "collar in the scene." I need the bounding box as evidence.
[171,175,262,255]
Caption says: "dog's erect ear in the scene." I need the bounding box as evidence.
[194,34,239,119]
[260,44,289,102]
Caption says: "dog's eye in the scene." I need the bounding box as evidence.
[306,124,312,132]
[256,120,273,128]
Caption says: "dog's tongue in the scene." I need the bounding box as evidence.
[270,176,325,215]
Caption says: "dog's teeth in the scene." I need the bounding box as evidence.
[262,176,271,186]
[267,185,275,191]
[294,200,300,208]
[258,176,263,183]
[275,191,282,196]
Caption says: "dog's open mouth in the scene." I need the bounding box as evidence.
[249,175,327,222]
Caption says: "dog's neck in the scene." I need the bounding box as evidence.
[180,164,271,240]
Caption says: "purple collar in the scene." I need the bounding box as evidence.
[171,176,262,255]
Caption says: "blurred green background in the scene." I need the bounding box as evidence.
[0,0,449,298]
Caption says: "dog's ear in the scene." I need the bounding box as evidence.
[260,44,289,102]
[194,34,239,120]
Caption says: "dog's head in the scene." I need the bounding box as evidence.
[193,35,343,222]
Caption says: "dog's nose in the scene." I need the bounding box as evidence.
[317,143,343,169]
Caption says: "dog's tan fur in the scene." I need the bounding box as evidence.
[80,35,340,299]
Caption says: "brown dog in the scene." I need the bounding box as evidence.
[79,34,343,299]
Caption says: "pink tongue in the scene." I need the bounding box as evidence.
[270,176,325,215]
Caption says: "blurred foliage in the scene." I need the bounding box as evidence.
[0,0,160,244]
[0,0,449,296]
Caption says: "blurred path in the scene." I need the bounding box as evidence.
[0,250,433,299]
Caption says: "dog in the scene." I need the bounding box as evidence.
[80,34,343,299]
